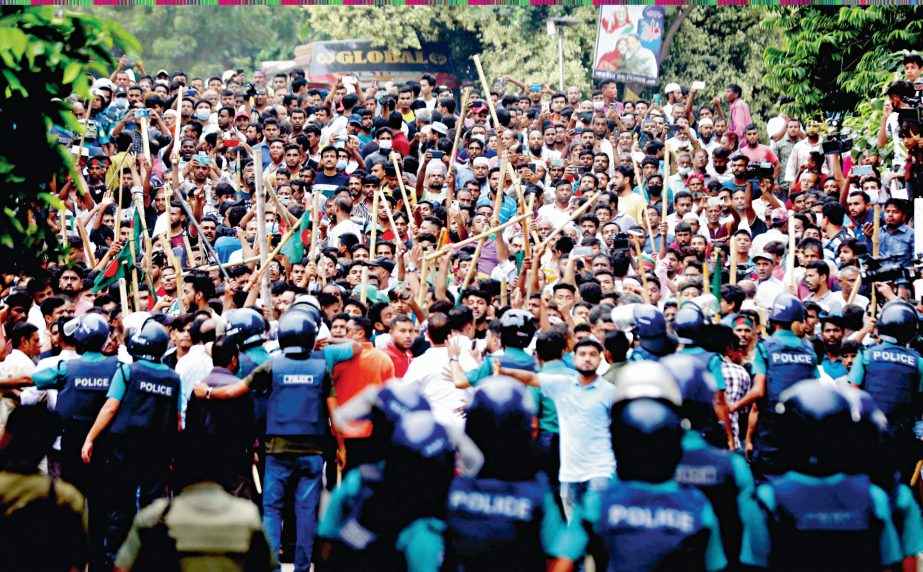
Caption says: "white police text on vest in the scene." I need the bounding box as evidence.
[608,505,695,533]
[675,464,719,486]
[770,352,813,365]
[448,490,533,520]
[139,381,173,397]
[799,510,863,529]
[282,374,315,385]
[870,350,916,366]
[74,377,110,389]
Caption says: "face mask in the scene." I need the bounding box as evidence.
[267,222,279,235]
[647,184,663,195]
[379,140,392,150]
[278,196,290,206]
[593,101,605,110]
[336,160,348,170]
[195,109,210,121]
[115,98,128,110]
[678,167,691,176]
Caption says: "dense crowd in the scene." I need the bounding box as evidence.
[0,49,923,571]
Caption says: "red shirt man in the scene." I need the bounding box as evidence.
[382,315,415,377]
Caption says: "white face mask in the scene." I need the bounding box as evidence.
[336,160,348,170]
[593,101,605,110]
[195,109,210,121]
[379,140,392,151]
[678,167,691,176]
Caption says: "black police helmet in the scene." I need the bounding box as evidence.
[224,308,265,349]
[672,302,705,345]
[499,309,536,349]
[777,381,854,476]
[612,398,683,483]
[277,311,318,356]
[127,319,169,363]
[74,313,110,354]
[877,300,918,345]
[769,293,805,324]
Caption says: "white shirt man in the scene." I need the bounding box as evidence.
[401,333,477,432]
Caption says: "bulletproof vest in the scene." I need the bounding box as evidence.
[494,352,538,373]
[764,473,880,571]
[56,355,119,423]
[862,344,918,418]
[239,347,270,434]
[763,338,817,405]
[684,349,720,376]
[675,441,743,569]
[110,362,181,435]
[265,354,327,436]
[596,481,711,572]
[446,476,547,571]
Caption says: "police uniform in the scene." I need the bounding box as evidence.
[465,347,538,387]
[113,482,273,572]
[679,346,727,391]
[848,340,923,484]
[750,330,818,476]
[106,359,182,562]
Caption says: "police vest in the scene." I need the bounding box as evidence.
[684,349,720,376]
[763,338,817,405]
[764,473,880,571]
[862,344,919,418]
[675,443,743,569]
[446,475,547,571]
[265,354,327,437]
[110,362,181,435]
[494,352,538,373]
[596,481,711,572]
[56,355,119,424]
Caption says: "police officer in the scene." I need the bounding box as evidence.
[848,300,923,484]
[81,318,181,566]
[752,381,904,570]
[661,353,766,571]
[626,304,678,362]
[729,293,819,477]
[443,377,579,571]
[224,308,269,425]
[192,312,345,572]
[673,302,735,448]
[112,432,274,572]
[570,364,727,572]
[450,309,538,388]
[317,381,433,570]
[32,313,119,571]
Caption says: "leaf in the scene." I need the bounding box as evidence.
[62,61,81,84]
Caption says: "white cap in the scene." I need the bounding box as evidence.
[698,117,713,127]
[473,157,490,167]
[222,69,236,83]
[664,82,681,94]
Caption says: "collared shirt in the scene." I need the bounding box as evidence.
[532,360,573,434]
[822,355,848,379]
[402,345,477,432]
[176,344,214,426]
[728,97,752,139]
[539,372,616,482]
[804,289,845,314]
[754,276,784,311]
[878,224,915,267]
[722,359,751,450]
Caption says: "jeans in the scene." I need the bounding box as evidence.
[560,476,610,521]
[263,453,324,572]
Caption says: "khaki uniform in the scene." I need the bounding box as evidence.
[115,482,273,571]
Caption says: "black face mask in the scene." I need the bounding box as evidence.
[647,184,663,195]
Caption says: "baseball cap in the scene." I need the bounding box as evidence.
[751,248,773,263]
[156,69,170,79]
[347,114,362,126]
[366,257,396,274]
[472,104,488,115]
[664,82,681,95]
[769,208,788,225]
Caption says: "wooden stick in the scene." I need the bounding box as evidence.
[182,233,196,269]
[523,193,535,260]
[104,151,132,189]
[379,189,399,243]
[359,266,369,305]
[309,192,320,260]
[449,88,471,168]
[871,203,881,318]
[633,238,652,304]
[245,225,299,290]
[536,192,605,253]
[391,154,416,215]
[202,255,261,272]
[133,197,152,278]
[473,56,501,129]
[158,233,185,314]
[75,217,97,268]
[662,143,671,221]
[253,146,272,309]
[118,277,131,316]
[730,239,738,285]
[702,258,710,292]
[425,212,531,261]
[418,254,430,308]
[128,232,141,312]
[641,206,655,248]
[461,238,485,291]
[173,88,183,155]
[369,188,380,257]
[500,275,508,307]
[787,215,796,289]
[114,169,124,239]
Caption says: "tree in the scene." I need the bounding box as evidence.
[0,7,137,273]
[658,7,778,130]
[76,7,304,79]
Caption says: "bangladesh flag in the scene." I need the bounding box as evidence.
[710,250,723,299]
[281,210,312,264]
[92,241,133,293]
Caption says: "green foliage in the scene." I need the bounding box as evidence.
[658,7,777,132]
[306,6,599,94]
[83,6,304,79]
[763,6,922,118]
[0,7,137,273]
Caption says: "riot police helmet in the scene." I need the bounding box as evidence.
[73,313,110,354]
[277,311,318,357]
[672,302,705,345]
[612,360,682,407]
[465,377,539,480]
[224,308,266,349]
[769,293,805,325]
[127,319,169,363]
[877,300,918,345]
[499,309,537,349]
[777,381,854,476]
[612,398,683,483]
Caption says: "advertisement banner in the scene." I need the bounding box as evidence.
[592,6,665,86]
